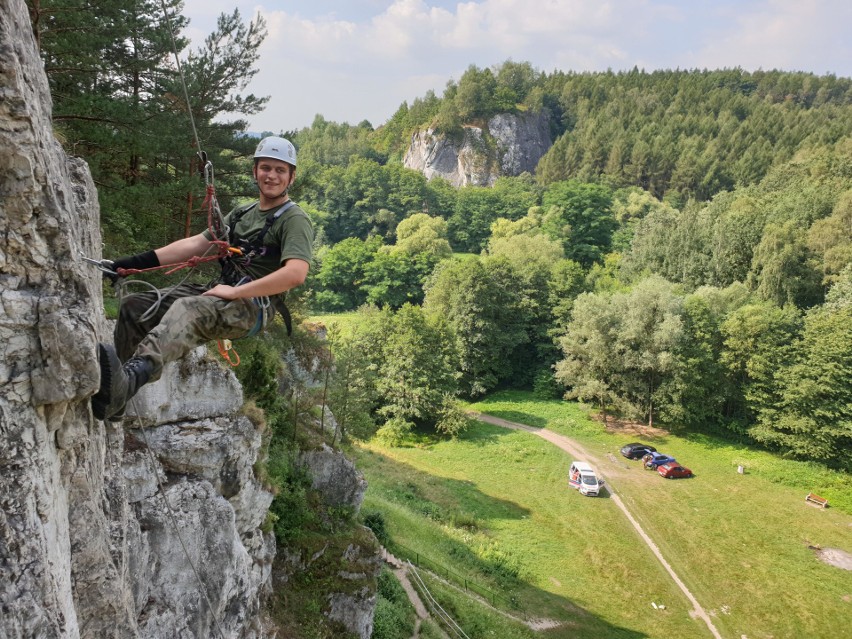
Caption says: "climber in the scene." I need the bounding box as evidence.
[91,136,313,421]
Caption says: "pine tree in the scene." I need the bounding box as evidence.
[28,1,267,252]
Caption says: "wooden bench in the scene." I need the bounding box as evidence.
[805,493,829,508]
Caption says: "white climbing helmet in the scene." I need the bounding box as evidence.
[254,136,297,167]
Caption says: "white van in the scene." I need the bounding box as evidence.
[568,461,605,496]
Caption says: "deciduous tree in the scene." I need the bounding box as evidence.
[720,302,802,428]
[541,180,616,267]
[376,304,458,426]
[752,304,852,470]
[424,258,527,397]
[555,292,621,424]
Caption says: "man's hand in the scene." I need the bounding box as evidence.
[202,284,239,300]
[99,259,121,283]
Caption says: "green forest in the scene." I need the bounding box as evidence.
[31,2,852,472]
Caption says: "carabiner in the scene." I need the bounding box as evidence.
[79,251,118,276]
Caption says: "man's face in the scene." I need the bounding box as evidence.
[254,158,294,199]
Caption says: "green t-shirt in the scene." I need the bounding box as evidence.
[205,200,314,281]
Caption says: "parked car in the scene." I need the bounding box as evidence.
[568,461,605,496]
[642,452,677,469]
[658,463,693,479]
[620,442,657,459]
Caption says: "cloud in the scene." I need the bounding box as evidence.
[181,0,852,132]
[692,0,852,73]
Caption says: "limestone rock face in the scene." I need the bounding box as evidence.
[0,1,274,637]
[125,347,244,426]
[128,386,274,534]
[327,586,378,639]
[488,111,553,176]
[2,2,382,637]
[325,540,383,639]
[1,1,112,637]
[129,478,275,639]
[403,110,552,187]
[299,444,368,511]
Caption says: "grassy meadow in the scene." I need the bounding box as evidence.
[350,391,852,639]
[308,311,362,338]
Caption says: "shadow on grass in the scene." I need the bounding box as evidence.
[457,420,535,449]
[479,408,548,429]
[358,451,648,639]
[591,486,613,499]
[679,429,753,450]
[361,449,532,523]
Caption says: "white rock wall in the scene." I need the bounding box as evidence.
[403,110,553,187]
[0,1,275,637]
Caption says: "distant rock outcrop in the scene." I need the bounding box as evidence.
[403,110,552,187]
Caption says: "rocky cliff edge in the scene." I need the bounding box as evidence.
[0,1,377,637]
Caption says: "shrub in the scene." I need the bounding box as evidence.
[363,510,389,544]
[532,369,562,399]
[435,396,471,437]
[375,417,415,447]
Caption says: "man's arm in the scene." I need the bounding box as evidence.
[154,233,218,265]
[202,258,309,300]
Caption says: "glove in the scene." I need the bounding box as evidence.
[102,250,160,282]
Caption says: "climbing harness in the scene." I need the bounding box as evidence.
[223,201,295,273]
[216,200,301,336]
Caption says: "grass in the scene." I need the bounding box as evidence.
[411,569,536,639]
[371,567,418,639]
[353,428,703,638]
[350,391,852,639]
[308,311,362,338]
[469,390,852,513]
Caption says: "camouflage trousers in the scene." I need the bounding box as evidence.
[115,283,270,382]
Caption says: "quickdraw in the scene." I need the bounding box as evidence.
[217,339,240,367]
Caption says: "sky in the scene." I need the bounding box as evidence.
[179,0,852,133]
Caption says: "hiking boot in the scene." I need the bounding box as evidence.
[91,343,153,421]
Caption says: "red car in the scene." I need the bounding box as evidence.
[658,462,693,479]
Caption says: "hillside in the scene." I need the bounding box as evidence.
[354,393,852,639]
[16,1,852,636]
[308,65,852,200]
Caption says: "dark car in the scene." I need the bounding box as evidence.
[620,443,657,460]
[658,463,693,479]
[642,452,677,469]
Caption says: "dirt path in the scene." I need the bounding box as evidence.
[471,412,724,639]
[384,549,452,639]
[384,546,560,635]
[393,566,429,638]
